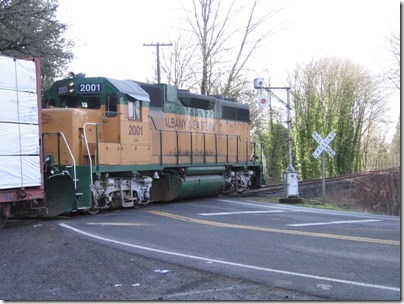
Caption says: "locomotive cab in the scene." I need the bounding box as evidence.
[42,75,151,166]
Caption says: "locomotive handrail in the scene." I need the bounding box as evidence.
[250,141,264,166]
[42,132,77,190]
[83,122,100,186]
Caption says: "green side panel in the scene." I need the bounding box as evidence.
[150,175,222,201]
[41,174,76,217]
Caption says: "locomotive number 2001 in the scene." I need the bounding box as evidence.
[79,83,102,92]
[129,125,143,136]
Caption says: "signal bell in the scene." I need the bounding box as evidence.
[152,171,160,179]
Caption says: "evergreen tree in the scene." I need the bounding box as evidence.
[266,122,288,183]
[289,58,387,178]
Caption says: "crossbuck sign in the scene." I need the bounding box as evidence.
[312,131,336,158]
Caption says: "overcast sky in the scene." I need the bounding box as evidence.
[57,0,400,139]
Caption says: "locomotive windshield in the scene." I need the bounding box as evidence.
[63,95,101,109]
[45,95,101,109]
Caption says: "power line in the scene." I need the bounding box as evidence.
[143,42,172,83]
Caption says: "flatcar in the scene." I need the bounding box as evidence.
[0,56,45,228]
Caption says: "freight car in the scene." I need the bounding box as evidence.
[0,56,45,228]
[1,66,265,226]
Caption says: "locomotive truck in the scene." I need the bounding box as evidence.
[0,55,265,227]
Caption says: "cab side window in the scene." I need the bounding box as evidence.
[128,99,141,120]
[106,94,118,112]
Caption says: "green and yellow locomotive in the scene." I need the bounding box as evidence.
[40,73,264,215]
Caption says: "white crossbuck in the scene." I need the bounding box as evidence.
[312,131,336,158]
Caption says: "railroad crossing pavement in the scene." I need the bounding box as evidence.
[56,197,400,300]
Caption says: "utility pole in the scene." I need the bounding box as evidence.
[143,42,172,83]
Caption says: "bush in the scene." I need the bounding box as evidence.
[353,169,401,215]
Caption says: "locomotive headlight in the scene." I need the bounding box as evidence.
[68,81,75,93]
[50,167,60,175]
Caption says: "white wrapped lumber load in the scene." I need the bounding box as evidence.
[0,89,38,124]
[0,56,37,92]
[0,156,41,189]
[0,55,41,189]
[0,123,40,155]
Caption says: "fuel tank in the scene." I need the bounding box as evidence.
[150,175,222,201]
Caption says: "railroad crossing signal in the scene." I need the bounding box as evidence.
[257,96,271,108]
[312,131,336,158]
[257,94,270,108]
[312,131,336,203]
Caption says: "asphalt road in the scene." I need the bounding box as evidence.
[1,197,400,300]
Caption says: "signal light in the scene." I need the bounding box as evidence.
[257,94,270,108]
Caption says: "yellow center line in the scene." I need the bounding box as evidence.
[147,210,400,246]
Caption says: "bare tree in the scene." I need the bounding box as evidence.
[385,30,400,90]
[160,31,198,90]
[184,0,235,95]
[181,0,280,96]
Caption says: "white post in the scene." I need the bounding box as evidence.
[322,150,326,203]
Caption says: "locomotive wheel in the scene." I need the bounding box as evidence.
[87,195,100,215]
[236,178,245,193]
[0,204,9,229]
[87,207,100,215]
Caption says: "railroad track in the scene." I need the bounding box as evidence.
[240,167,400,197]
